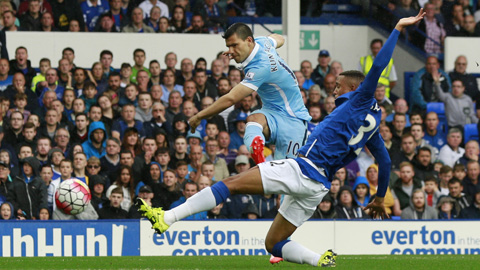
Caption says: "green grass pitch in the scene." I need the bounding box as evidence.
[1,255,478,269]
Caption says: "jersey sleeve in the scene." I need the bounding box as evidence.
[240,63,270,91]
[365,132,391,198]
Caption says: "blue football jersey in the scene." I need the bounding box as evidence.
[296,29,401,197]
[240,37,311,122]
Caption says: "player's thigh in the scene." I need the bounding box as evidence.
[274,117,307,159]
[222,166,265,195]
[259,159,324,197]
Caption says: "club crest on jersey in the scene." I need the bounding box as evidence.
[245,72,255,80]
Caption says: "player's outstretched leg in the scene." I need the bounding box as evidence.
[318,249,338,267]
[244,122,266,164]
[136,198,169,234]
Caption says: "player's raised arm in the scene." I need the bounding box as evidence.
[360,9,425,98]
[189,84,254,133]
[268,33,285,48]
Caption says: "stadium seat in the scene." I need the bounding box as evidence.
[464,124,479,143]
[426,102,448,133]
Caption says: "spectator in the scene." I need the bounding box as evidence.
[130,49,150,84]
[453,163,467,182]
[165,91,182,124]
[176,58,194,87]
[352,176,370,209]
[100,137,121,184]
[169,5,187,33]
[448,178,470,215]
[123,7,154,33]
[400,189,438,219]
[410,55,451,113]
[423,175,441,208]
[0,58,12,92]
[143,6,161,32]
[169,136,189,169]
[462,161,480,199]
[152,169,181,209]
[80,0,110,32]
[112,104,145,140]
[89,174,109,211]
[8,47,37,92]
[411,2,445,54]
[229,112,247,151]
[82,121,107,159]
[128,185,155,218]
[40,12,57,32]
[20,0,42,31]
[392,161,423,216]
[200,138,229,182]
[444,3,466,36]
[412,147,435,180]
[185,14,208,33]
[410,123,438,160]
[310,193,337,219]
[391,133,416,171]
[194,0,227,34]
[385,98,410,125]
[50,0,85,32]
[422,112,446,151]
[438,165,453,195]
[2,10,21,32]
[374,84,393,115]
[389,112,407,147]
[106,166,134,211]
[98,186,128,219]
[434,79,477,128]
[217,131,236,164]
[170,181,207,219]
[161,69,184,103]
[138,0,169,19]
[329,61,343,78]
[459,15,480,36]
[458,140,480,166]
[300,60,315,90]
[135,92,153,122]
[7,156,46,219]
[311,50,330,87]
[359,38,397,98]
[459,190,480,218]
[448,55,479,101]
[193,68,217,103]
[366,164,395,215]
[0,160,11,205]
[438,128,464,167]
[334,186,367,219]
[147,60,161,87]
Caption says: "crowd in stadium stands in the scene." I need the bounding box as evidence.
[1,0,480,222]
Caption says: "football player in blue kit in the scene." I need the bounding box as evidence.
[138,10,425,267]
[188,22,311,164]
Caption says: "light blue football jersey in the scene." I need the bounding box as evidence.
[240,37,311,122]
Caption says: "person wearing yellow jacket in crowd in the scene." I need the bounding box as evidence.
[358,39,397,98]
[366,164,396,216]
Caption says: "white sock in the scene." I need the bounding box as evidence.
[164,187,217,225]
[282,241,321,266]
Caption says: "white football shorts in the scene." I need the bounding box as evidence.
[258,159,329,227]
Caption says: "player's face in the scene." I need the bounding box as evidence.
[333,75,351,98]
[224,33,254,64]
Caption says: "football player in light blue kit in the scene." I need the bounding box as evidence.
[138,11,425,267]
[189,23,311,164]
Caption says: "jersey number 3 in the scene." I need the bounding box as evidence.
[348,114,377,155]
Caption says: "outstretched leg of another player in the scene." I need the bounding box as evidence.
[139,167,265,229]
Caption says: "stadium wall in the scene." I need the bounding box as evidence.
[5,25,425,98]
[2,220,480,257]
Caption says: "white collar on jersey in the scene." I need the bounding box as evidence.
[240,42,260,70]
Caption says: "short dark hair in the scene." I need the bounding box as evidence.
[100,50,113,58]
[108,71,121,79]
[133,48,145,56]
[223,23,253,40]
[62,47,74,55]
[370,38,383,47]
[418,146,431,155]
[448,178,462,186]
[155,147,170,156]
[339,70,365,86]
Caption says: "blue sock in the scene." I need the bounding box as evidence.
[272,240,290,258]
[244,122,265,150]
[211,181,231,205]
